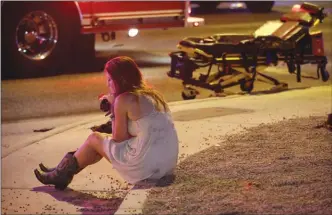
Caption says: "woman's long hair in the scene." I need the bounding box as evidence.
[105,56,169,112]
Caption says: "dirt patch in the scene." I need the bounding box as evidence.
[172,107,253,121]
[143,116,332,214]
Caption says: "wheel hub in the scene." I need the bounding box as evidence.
[16,11,58,60]
[24,31,37,44]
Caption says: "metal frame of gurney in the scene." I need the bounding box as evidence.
[167,2,330,100]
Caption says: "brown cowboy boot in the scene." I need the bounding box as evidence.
[39,162,83,174]
[39,151,76,173]
[38,163,56,173]
[34,152,80,190]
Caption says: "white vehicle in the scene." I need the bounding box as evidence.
[195,1,275,13]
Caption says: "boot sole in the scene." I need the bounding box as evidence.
[34,169,70,190]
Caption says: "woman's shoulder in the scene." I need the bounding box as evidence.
[115,92,138,105]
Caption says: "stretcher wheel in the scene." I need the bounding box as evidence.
[181,92,196,100]
[181,87,198,100]
[240,79,254,93]
[320,66,330,82]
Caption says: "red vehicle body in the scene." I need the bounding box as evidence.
[78,1,191,33]
[1,1,203,78]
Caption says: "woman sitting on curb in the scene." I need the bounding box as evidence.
[34,56,179,190]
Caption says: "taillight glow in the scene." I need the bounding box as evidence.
[292,4,302,12]
[230,2,244,9]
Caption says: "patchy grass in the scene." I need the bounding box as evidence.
[143,116,332,215]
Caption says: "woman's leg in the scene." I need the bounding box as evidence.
[74,132,111,169]
[34,132,111,190]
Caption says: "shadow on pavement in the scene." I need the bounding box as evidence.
[155,174,176,187]
[31,176,175,214]
[248,86,311,95]
[172,107,253,122]
[32,186,124,215]
[132,174,176,190]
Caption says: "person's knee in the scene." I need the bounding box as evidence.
[87,132,104,147]
[87,132,108,158]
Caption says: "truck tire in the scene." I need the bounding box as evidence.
[1,2,85,79]
[245,1,274,13]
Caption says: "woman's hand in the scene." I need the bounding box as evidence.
[99,93,115,105]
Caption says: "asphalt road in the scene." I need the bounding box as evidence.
[2,1,332,122]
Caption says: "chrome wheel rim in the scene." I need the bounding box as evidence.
[16,11,58,60]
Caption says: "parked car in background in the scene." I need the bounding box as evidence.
[195,1,275,13]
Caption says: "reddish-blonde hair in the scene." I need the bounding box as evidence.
[104,56,168,111]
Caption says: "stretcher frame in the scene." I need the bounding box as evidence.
[167,2,330,99]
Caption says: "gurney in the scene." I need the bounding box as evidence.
[167,2,330,99]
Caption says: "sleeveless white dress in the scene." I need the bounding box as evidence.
[102,96,179,184]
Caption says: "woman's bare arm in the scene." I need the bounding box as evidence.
[111,94,131,142]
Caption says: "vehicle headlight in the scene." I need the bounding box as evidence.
[128,28,139,37]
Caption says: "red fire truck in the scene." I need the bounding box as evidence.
[1,1,204,78]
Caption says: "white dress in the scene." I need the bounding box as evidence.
[102,96,179,184]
